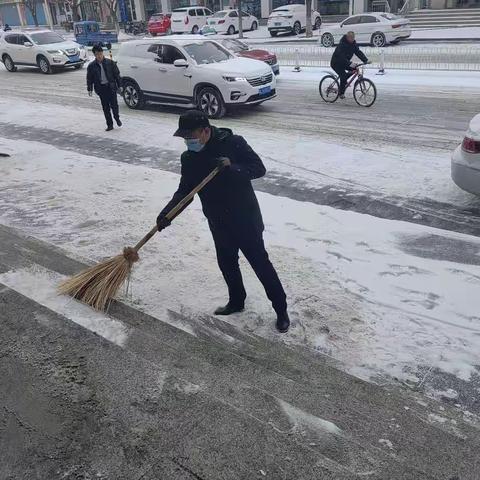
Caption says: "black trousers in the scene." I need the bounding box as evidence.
[211,225,287,314]
[97,84,119,127]
[332,64,354,95]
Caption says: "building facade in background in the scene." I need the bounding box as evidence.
[1,0,478,28]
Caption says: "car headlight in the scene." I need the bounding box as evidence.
[223,75,246,82]
[47,49,64,55]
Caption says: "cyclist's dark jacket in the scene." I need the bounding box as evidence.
[330,34,368,70]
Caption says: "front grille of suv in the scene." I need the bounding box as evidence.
[247,73,273,87]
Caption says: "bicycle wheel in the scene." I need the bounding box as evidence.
[319,75,339,103]
[353,78,377,107]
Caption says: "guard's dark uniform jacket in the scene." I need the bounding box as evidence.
[161,127,287,313]
[86,58,121,94]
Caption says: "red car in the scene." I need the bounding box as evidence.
[148,13,172,36]
[218,38,280,75]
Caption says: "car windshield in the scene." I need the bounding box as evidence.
[30,32,64,45]
[222,39,247,53]
[183,41,232,64]
[212,11,227,17]
[381,13,399,20]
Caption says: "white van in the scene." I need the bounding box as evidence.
[267,4,322,37]
[171,6,213,34]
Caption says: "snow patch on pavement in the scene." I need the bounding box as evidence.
[278,398,342,436]
[0,266,129,347]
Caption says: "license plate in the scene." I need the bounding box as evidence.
[69,55,80,62]
[259,86,271,95]
[275,22,281,26]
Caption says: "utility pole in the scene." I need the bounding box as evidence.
[238,0,243,39]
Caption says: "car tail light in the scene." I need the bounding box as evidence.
[185,16,189,24]
[218,19,225,24]
[462,136,480,154]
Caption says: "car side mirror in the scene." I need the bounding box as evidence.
[174,59,188,68]
[24,41,33,47]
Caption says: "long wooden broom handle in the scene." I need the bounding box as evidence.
[133,166,222,252]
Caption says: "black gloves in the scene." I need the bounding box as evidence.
[217,157,231,170]
[156,214,171,231]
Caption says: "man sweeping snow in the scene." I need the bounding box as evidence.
[157,110,290,333]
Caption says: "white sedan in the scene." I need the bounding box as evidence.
[320,12,411,48]
[452,113,480,195]
[206,9,259,35]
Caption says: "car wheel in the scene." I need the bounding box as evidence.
[321,33,334,47]
[227,25,235,35]
[123,80,145,110]
[251,21,258,31]
[314,17,322,30]
[293,21,301,35]
[269,30,278,37]
[3,54,17,72]
[37,55,51,74]
[197,87,226,119]
[191,25,199,34]
[371,31,386,47]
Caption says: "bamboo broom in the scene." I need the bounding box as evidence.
[58,165,221,311]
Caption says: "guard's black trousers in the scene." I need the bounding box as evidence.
[332,65,354,95]
[98,84,120,128]
[211,225,287,314]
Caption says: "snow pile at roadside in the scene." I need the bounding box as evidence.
[1,137,479,386]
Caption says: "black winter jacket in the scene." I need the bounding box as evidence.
[86,58,121,94]
[330,35,368,70]
[161,127,266,236]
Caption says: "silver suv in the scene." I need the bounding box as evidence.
[0,30,86,74]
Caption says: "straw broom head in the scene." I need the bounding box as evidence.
[58,167,222,311]
[58,247,139,311]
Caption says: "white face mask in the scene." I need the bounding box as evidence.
[184,138,204,152]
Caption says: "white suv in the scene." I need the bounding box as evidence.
[0,30,86,74]
[171,7,213,34]
[267,4,322,36]
[117,36,277,118]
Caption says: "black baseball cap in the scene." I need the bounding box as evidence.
[92,44,103,53]
[174,110,210,138]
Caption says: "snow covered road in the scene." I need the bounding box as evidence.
[1,65,480,235]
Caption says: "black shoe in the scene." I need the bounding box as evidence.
[276,311,290,333]
[106,125,114,131]
[116,119,122,127]
[214,302,245,316]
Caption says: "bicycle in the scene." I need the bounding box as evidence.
[319,63,377,107]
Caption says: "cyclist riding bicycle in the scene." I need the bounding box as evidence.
[330,31,369,99]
